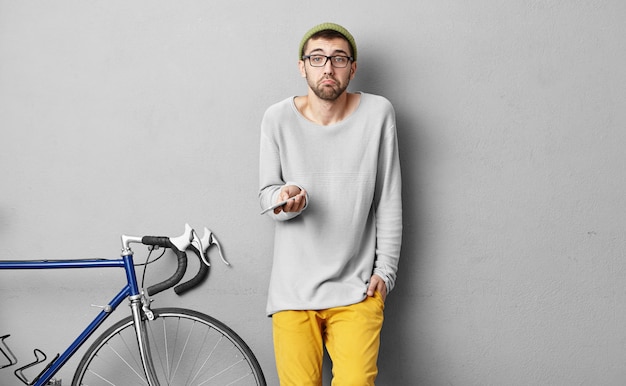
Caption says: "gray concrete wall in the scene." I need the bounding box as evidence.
[1,1,625,384]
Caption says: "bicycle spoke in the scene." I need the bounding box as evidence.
[106,345,148,383]
[198,357,245,385]
[189,332,219,384]
[72,308,265,386]
[85,368,118,386]
[184,321,212,385]
[171,316,194,382]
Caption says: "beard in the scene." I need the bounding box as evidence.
[306,73,350,101]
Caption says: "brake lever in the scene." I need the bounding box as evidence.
[195,228,212,266]
[189,227,204,262]
[169,226,229,295]
[169,223,195,252]
[201,227,230,266]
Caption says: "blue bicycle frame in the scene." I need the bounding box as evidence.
[0,254,141,386]
[1,224,208,386]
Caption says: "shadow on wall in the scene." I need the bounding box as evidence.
[378,106,427,385]
[329,52,428,384]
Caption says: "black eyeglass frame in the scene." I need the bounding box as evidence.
[301,54,355,68]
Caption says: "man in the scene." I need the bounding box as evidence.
[258,22,402,385]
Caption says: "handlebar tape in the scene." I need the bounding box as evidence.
[174,244,210,295]
[141,236,188,296]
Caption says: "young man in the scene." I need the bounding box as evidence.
[259,22,402,385]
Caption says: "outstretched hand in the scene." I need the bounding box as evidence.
[274,185,307,214]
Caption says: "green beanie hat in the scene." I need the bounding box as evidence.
[298,22,357,61]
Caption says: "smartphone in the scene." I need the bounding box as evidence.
[260,196,298,215]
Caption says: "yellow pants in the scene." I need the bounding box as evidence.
[272,292,385,386]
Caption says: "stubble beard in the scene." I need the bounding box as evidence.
[306,72,349,101]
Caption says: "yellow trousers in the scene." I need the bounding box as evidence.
[272,292,385,386]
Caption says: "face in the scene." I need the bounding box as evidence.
[299,37,357,101]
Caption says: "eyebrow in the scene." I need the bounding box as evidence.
[306,48,350,56]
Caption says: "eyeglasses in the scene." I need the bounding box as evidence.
[302,54,354,68]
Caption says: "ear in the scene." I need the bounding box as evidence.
[298,60,307,78]
[349,62,357,80]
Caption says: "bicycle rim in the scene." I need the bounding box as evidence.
[72,307,266,386]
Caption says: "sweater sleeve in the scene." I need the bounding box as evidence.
[258,105,306,221]
[372,106,403,293]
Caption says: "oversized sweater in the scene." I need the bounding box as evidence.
[259,92,402,316]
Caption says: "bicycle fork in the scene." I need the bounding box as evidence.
[129,295,160,386]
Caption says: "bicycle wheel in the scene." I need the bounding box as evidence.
[72,307,266,386]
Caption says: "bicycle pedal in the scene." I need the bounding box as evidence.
[47,379,62,385]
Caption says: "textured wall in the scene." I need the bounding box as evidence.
[1,1,625,385]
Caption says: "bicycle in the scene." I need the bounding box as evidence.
[0,224,266,386]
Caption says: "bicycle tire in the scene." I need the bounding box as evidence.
[71,307,266,386]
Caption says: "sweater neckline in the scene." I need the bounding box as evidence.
[290,92,364,128]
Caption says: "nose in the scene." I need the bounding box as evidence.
[323,58,334,74]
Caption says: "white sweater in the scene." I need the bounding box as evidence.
[259,92,402,316]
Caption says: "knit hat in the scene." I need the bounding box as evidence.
[298,22,357,61]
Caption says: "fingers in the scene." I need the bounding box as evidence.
[285,190,306,212]
[367,275,387,301]
[366,281,377,297]
[274,187,307,214]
